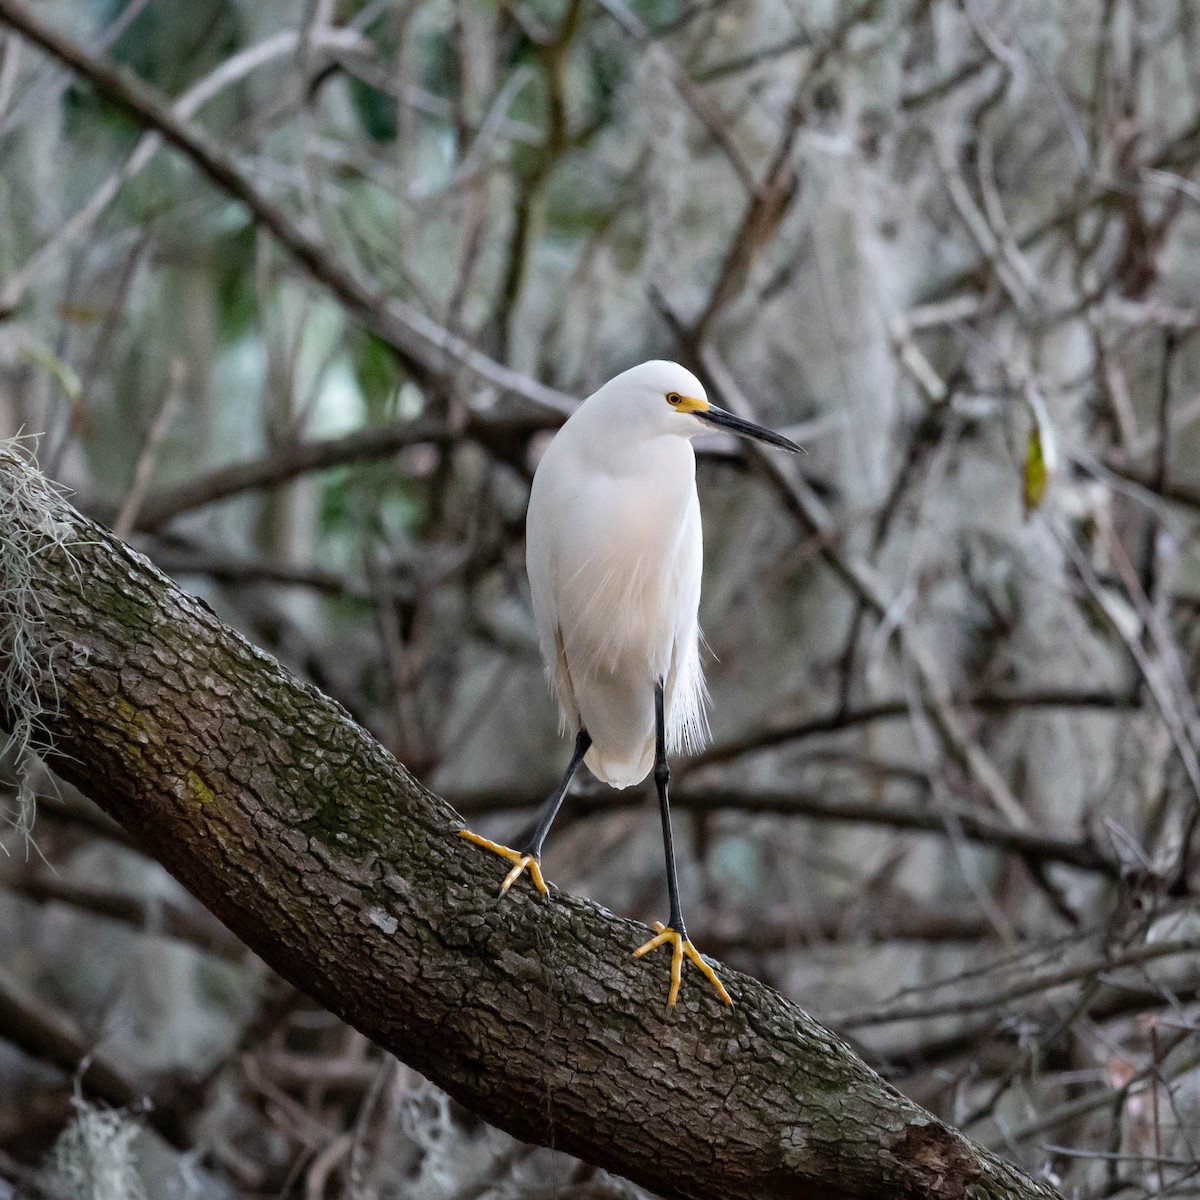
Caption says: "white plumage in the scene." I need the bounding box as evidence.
[459,358,799,1006]
[526,361,710,787]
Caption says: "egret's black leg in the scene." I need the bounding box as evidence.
[458,729,591,896]
[652,683,687,935]
[520,728,591,858]
[632,683,731,1006]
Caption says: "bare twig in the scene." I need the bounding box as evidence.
[7,870,245,961]
[832,938,1200,1028]
[447,782,1118,874]
[112,357,187,541]
[0,966,190,1146]
[0,0,576,416]
[88,409,555,532]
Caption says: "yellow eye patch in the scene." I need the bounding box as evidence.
[665,392,709,414]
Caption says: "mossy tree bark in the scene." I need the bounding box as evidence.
[0,450,1061,1200]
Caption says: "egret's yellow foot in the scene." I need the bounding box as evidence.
[458,830,548,895]
[632,921,732,1006]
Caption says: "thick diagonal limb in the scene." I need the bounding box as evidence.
[632,683,731,1006]
[459,729,591,894]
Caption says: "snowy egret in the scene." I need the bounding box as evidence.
[459,360,801,1006]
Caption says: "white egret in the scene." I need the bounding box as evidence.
[459,360,801,1006]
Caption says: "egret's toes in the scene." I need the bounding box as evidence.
[632,921,732,1007]
[457,829,548,895]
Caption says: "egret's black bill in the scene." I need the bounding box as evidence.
[696,405,802,452]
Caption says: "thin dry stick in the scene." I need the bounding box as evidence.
[0,964,188,1146]
[0,0,576,416]
[0,27,365,310]
[697,346,1033,830]
[447,783,1118,874]
[91,409,555,533]
[592,0,757,192]
[831,937,1200,1028]
[683,688,1136,773]
[112,357,187,541]
[7,870,244,961]
[1005,1027,1193,1146]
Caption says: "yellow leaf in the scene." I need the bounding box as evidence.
[1022,385,1056,519]
[1023,424,1047,517]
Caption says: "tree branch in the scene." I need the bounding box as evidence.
[0,0,576,416]
[683,689,1140,772]
[85,410,555,532]
[7,871,245,962]
[0,966,190,1148]
[449,779,1118,875]
[0,448,1061,1200]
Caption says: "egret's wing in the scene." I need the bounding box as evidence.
[528,453,662,782]
[663,491,709,755]
[526,454,581,734]
[549,623,579,733]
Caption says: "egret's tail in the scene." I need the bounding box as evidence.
[578,632,708,788]
[665,623,709,757]
[584,740,655,789]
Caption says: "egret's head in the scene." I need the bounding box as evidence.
[596,360,801,452]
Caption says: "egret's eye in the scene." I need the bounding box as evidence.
[666,392,682,406]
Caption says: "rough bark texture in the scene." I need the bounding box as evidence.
[0,450,1061,1200]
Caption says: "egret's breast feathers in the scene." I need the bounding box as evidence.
[527,444,709,761]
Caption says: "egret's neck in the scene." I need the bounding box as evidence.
[581,426,696,482]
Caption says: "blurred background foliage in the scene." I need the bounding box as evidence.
[3,0,1200,1195]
